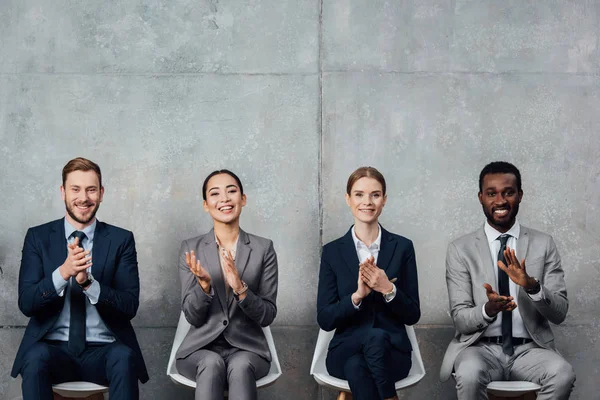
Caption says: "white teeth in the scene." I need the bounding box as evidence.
[220,206,233,211]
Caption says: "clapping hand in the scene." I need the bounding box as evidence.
[185,251,212,294]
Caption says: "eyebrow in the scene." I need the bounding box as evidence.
[352,190,382,194]
[208,184,239,192]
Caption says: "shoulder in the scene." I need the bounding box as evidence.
[29,218,62,233]
[383,229,413,248]
[245,231,274,250]
[521,225,552,240]
[180,231,212,250]
[448,228,480,249]
[98,221,133,240]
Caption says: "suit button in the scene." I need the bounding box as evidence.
[223,320,228,326]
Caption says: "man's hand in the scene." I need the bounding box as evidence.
[498,247,538,290]
[483,283,517,317]
[360,257,394,294]
[58,238,91,281]
[185,251,212,294]
[221,250,247,300]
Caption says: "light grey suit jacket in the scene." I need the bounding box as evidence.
[176,228,278,362]
[440,224,568,382]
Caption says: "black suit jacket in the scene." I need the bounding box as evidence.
[11,218,149,383]
[317,226,420,353]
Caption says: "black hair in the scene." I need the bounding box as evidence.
[202,169,244,201]
[479,161,522,192]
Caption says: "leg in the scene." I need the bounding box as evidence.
[81,343,138,400]
[176,349,226,400]
[454,343,504,400]
[20,341,78,400]
[223,350,270,400]
[343,353,381,400]
[509,344,575,400]
[362,328,411,399]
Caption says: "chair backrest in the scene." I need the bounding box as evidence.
[310,325,425,389]
[167,311,282,388]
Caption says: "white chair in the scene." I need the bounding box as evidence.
[52,381,108,398]
[310,326,426,395]
[452,373,541,398]
[487,381,541,397]
[167,312,282,392]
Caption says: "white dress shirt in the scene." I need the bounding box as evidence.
[482,220,544,338]
[350,225,396,308]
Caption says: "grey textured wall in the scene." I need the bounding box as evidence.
[1,1,599,399]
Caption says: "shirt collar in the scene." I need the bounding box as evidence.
[484,219,520,243]
[351,225,382,250]
[64,218,97,243]
[214,234,239,258]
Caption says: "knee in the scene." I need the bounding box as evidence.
[227,357,255,381]
[21,342,52,372]
[454,360,489,388]
[546,360,576,390]
[105,344,136,375]
[198,352,226,378]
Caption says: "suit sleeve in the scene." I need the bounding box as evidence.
[179,241,214,327]
[96,232,140,320]
[317,246,359,331]
[527,236,568,324]
[237,240,278,326]
[383,240,420,325]
[446,242,491,334]
[18,228,64,317]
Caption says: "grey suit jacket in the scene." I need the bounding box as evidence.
[176,228,278,362]
[440,224,568,382]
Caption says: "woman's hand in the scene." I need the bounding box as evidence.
[360,257,394,294]
[352,256,374,304]
[185,250,212,294]
[222,250,247,300]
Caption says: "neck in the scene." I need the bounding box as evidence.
[65,214,95,231]
[488,219,515,234]
[353,220,379,247]
[214,221,240,248]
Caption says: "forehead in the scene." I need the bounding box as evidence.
[207,173,238,189]
[481,173,518,190]
[64,170,100,187]
[351,176,383,192]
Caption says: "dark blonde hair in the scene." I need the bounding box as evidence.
[62,157,102,187]
[346,166,386,195]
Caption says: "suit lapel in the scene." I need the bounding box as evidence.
[475,226,497,291]
[200,229,228,314]
[92,221,111,282]
[516,226,530,300]
[49,219,68,276]
[228,229,252,309]
[339,229,360,280]
[377,227,397,272]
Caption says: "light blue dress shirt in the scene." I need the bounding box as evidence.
[45,219,115,343]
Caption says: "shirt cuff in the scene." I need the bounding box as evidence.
[83,281,101,304]
[52,268,69,297]
[482,303,495,322]
[384,284,397,303]
[351,297,362,310]
[527,283,545,301]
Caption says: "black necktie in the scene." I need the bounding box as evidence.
[69,230,87,356]
[497,234,513,355]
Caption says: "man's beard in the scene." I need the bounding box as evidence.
[65,201,100,225]
[483,203,519,230]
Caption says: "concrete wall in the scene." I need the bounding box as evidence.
[1,1,599,398]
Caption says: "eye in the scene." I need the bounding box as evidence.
[210,192,219,196]
[372,193,380,199]
[505,190,515,197]
[228,189,238,194]
[355,193,363,198]
[487,192,495,197]
[72,188,79,193]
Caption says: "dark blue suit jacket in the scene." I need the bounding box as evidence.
[317,226,420,353]
[11,218,149,383]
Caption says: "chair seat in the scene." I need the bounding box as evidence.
[52,381,109,398]
[487,380,541,397]
[309,326,426,393]
[166,312,282,390]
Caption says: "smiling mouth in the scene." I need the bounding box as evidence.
[219,206,233,212]
[493,208,509,217]
[76,204,92,211]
